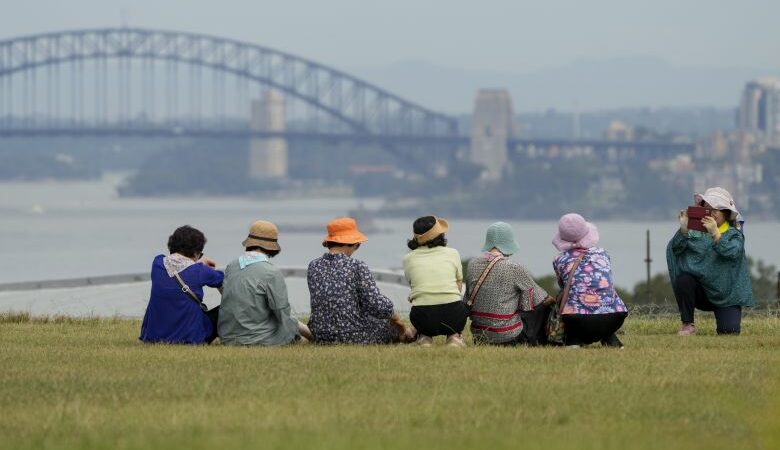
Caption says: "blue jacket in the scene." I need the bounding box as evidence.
[139,255,224,344]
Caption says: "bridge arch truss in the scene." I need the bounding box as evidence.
[0,28,457,138]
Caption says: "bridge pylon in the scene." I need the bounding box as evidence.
[249,91,288,179]
[470,89,515,180]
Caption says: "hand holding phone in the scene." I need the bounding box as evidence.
[678,209,688,234]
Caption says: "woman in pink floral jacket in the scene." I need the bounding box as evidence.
[552,213,628,348]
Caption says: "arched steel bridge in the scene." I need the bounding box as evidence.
[0,27,696,157]
[0,27,457,142]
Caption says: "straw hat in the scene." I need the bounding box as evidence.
[482,222,520,255]
[415,217,449,245]
[552,213,599,252]
[322,217,368,246]
[241,220,281,251]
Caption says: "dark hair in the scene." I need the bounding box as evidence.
[246,245,280,258]
[407,216,447,250]
[168,225,206,258]
[324,241,360,249]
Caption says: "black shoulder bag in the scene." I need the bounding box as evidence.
[172,272,209,312]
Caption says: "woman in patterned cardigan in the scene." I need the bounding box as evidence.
[307,217,416,344]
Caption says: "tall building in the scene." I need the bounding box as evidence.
[249,91,288,179]
[470,89,514,180]
[738,77,780,145]
[604,120,634,141]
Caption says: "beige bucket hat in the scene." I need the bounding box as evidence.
[241,220,281,251]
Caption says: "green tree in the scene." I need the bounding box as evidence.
[628,258,778,306]
[632,273,675,305]
[748,257,778,305]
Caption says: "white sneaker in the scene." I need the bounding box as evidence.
[415,335,433,347]
[566,345,581,349]
[446,334,466,348]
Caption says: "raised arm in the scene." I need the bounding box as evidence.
[712,230,745,261]
[670,210,690,255]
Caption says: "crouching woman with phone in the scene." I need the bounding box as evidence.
[666,187,754,336]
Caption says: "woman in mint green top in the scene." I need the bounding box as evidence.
[666,187,754,336]
[403,216,468,347]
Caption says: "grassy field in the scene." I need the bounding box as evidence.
[1,312,779,450]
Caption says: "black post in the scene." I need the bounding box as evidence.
[645,229,652,303]
[776,271,780,306]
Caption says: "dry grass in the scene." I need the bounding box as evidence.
[1,312,779,450]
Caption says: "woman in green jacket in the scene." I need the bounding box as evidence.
[666,187,754,336]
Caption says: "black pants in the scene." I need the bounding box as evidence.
[673,272,742,334]
[204,306,220,344]
[410,302,469,337]
[561,312,627,346]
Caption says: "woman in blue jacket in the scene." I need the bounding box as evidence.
[140,225,223,344]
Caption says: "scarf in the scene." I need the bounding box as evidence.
[238,251,269,269]
[163,253,196,277]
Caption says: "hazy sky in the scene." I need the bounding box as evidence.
[2,0,779,73]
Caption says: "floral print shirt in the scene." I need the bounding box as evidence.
[553,247,627,315]
[307,253,398,344]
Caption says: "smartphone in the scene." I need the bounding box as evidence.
[687,206,712,232]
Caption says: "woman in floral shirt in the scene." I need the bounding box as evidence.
[307,217,415,344]
[552,213,628,348]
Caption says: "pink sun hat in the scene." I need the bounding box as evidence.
[694,187,740,221]
[552,213,600,252]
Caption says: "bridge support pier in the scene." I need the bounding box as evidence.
[470,89,514,181]
[249,91,288,179]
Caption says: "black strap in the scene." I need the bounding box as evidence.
[172,272,208,312]
[247,234,278,243]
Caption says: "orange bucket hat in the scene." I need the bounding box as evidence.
[322,217,368,246]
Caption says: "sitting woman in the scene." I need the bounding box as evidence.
[666,187,754,336]
[140,225,223,345]
[466,222,554,346]
[307,217,416,344]
[552,213,628,348]
[403,216,469,347]
[218,220,313,346]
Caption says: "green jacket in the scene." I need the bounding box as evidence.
[217,259,299,346]
[666,228,754,308]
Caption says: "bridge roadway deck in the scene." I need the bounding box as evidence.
[0,268,412,318]
[0,126,695,153]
